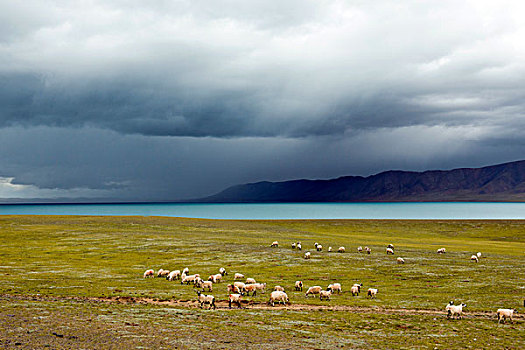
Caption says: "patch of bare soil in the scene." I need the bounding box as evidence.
[3,294,522,320]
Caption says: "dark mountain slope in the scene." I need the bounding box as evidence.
[199,160,525,202]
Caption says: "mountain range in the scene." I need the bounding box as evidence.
[199,160,525,202]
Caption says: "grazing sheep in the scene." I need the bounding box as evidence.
[357,246,363,253]
[157,269,170,278]
[245,283,266,296]
[327,283,342,294]
[470,255,479,263]
[182,267,189,275]
[338,246,345,253]
[437,248,446,254]
[446,303,466,319]
[246,277,256,284]
[196,291,216,310]
[255,282,267,293]
[167,270,181,281]
[271,241,279,248]
[367,288,378,298]
[295,281,303,291]
[143,269,154,278]
[219,267,228,276]
[292,242,296,249]
[229,293,244,308]
[386,248,394,255]
[208,273,222,283]
[234,281,247,293]
[274,285,285,292]
[319,289,332,301]
[397,257,405,264]
[351,285,360,296]
[234,273,244,280]
[244,283,258,296]
[365,247,371,254]
[328,246,332,252]
[181,274,200,285]
[227,284,241,293]
[304,252,311,259]
[316,244,323,252]
[497,309,516,324]
[269,291,288,306]
[476,252,481,258]
[297,243,302,250]
[305,286,322,297]
[198,280,213,292]
[387,244,394,250]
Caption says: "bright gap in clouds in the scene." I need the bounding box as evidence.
[0,177,113,199]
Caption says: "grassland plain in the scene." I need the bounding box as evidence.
[0,215,523,349]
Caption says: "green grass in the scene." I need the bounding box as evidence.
[0,215,524,348]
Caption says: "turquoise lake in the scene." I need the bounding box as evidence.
[0,202,524,219]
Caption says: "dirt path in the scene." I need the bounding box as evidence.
[3,294,522,321]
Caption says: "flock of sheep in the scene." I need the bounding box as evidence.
[142,240,518,323]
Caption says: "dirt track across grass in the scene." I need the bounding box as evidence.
[4,294,522,321]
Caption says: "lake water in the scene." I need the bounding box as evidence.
[0,202,524,219]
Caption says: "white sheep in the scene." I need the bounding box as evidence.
[319,289,332,301]
[196,291,216,309]
[246,277,256,284]
[255,282,267,294]
[233,281,246,293]
[228,293,244,308]
[297,243,302,250]
[181,274,200,285]
[274,285,285,292]
[245,283,266,296]
[496,308,516,324]
[305,286,322,297]
[470,255,479,263]
[386,248,394,255]
[397,257,405,264]
[316,244,323,252]
[269,290,288,306]
[167,270,181,281]
[182,267,189,275]
[328,246,332,252]
[351,284,361,296]
[446,303,466,319]
[157,269,170,278]
[234,273,244,280]
[143,269,154,278]
[365,246,371,254]
[208,273,222,283]
[387,244,394,250]
[357,246,363,253]
[292,242,296,249]
[437,248,446,254]
[295,281,303,291]
[304,252,311,259]
[476,252,481,258]
[197,280,213,292]
[367,288,378,298]
[338,246,345,253]
[227,284,241,293]
[327,283,341,294]
[271,241,279,247]
[219,267,228,276]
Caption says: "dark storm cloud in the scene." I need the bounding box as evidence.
[1,1,525,200]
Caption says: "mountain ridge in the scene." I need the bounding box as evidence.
[198,160,525,202]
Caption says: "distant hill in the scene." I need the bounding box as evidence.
[199,160,525,202]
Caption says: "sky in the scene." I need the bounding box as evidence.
[1,0,525,202]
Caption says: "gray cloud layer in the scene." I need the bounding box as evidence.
[1,1,525,200]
